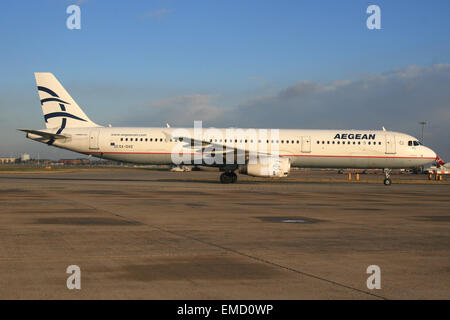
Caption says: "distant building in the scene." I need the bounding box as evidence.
[0,158,16,164]
[58,159,92,165]
[20,154,31,162]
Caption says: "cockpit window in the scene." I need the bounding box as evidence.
[409,140,421,146]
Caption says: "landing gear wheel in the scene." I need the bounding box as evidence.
[220,173,229,184]
[383,178,392,186]
[220,172,237,184]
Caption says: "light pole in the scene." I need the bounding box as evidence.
[418,121,427,174]
[419,121,426,144]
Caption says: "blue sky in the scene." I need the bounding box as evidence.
[1,0,450,159]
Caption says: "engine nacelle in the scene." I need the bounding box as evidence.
[240,156,291,177]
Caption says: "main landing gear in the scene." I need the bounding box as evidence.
[383,168,392,186]
[220,171,238,184]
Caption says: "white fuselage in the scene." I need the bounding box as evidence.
[29,127,437,169]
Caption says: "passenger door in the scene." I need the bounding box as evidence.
[89,129,100,150]
[385,135,396,154]
[301,136,311,153]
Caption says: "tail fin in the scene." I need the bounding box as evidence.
[436,155,446,168]
[35,73,101,129]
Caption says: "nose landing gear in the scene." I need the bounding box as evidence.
[383,168,392,186]
[220,171,238,184]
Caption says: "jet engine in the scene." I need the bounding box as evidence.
[240,156,290,178]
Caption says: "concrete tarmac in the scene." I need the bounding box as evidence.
[0,169,448,299]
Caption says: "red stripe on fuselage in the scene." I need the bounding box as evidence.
[85,151,434,160]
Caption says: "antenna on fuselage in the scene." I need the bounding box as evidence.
[382,126,387,131]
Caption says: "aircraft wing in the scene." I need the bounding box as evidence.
[162,131,272,160]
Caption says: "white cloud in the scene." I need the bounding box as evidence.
[129,94,224,126]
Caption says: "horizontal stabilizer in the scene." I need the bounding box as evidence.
[17,129,67,140]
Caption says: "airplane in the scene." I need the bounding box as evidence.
[19,73,439,185]
[424,156,449,178]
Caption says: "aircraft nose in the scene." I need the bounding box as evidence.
[424,146,437,160]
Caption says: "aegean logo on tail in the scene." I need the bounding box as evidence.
[38,86,87,123]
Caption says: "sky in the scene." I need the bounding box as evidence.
[1,0,450,159]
